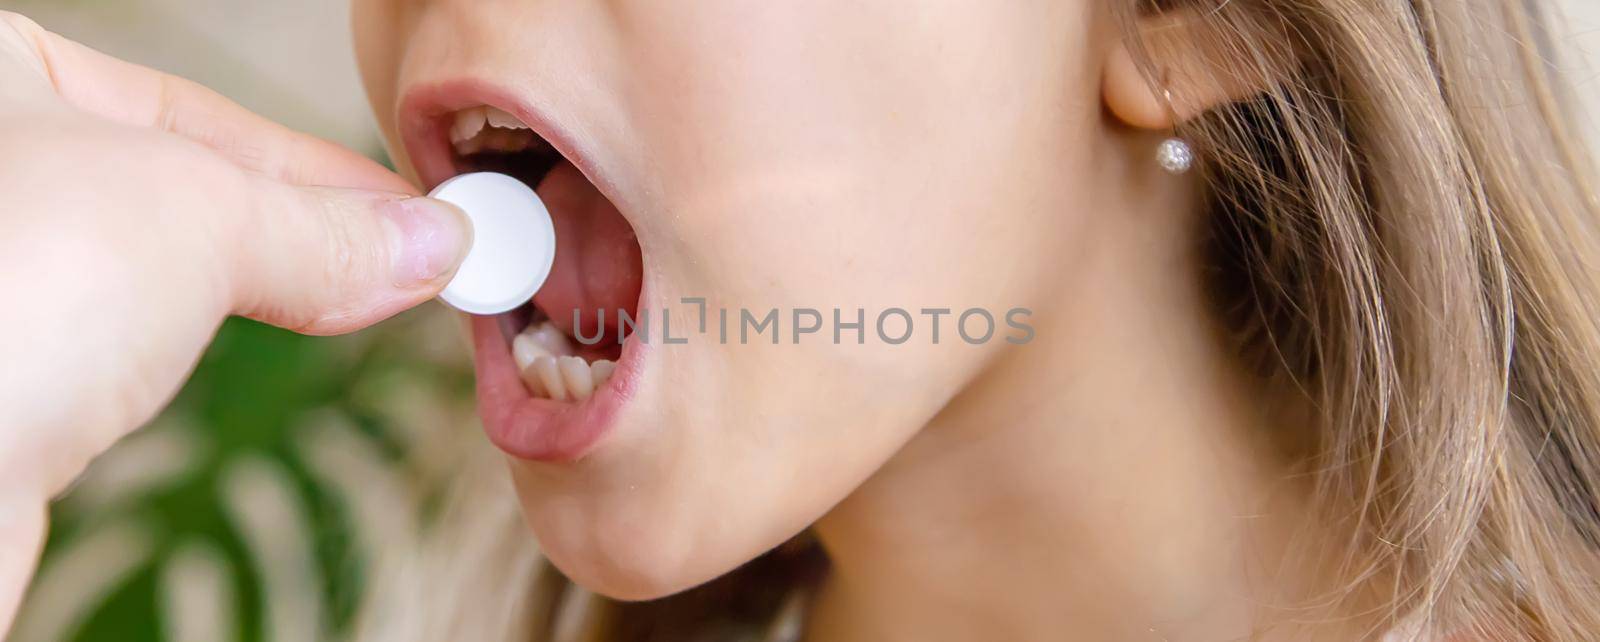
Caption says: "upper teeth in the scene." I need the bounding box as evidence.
[450,106,535,155]
[450,107,487,144]
[511,321,617,402]
[486,107,526,130]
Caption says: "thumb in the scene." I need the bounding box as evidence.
[227,179,472,335]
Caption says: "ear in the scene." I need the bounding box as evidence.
[1102,13,1272,131]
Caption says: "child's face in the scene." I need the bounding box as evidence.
[354,0,1111,598]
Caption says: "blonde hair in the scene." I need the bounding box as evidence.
[1134,0,1600,637]
[359,0,1600,639]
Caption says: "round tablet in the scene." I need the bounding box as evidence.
[430,172,556,315]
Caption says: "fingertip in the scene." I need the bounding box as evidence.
[230,184,469,336]
[380,196,473,288]
[282,195,470,336]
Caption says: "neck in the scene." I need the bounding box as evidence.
[807,178,1349,640]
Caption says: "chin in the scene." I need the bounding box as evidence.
[513,487,723,601]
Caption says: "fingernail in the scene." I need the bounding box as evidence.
[382,197,471,285]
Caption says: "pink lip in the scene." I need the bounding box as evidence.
[469,315,645,462]
[400,79,644,463]
[398,79,615,193]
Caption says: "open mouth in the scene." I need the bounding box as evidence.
[447,105,642,401]
[401,85,645,461]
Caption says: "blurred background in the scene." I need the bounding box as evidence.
[1,1,1598,641]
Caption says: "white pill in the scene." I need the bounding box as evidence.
[429,172,556,315]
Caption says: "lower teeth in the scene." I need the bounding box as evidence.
[511,321,616,401]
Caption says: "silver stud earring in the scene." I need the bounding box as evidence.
[1157,137,1194,174]
[1155,72,1194,175]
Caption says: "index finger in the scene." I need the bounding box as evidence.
[0,11,414,194]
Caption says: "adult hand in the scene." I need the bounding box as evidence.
[0,12,470,631]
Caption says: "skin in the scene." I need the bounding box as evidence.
[357,1,1357,640]
[0,12,471,634]
[0,2,1361,640]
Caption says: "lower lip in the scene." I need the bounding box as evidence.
[469,314,643,462]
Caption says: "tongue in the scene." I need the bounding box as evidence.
[532,161,642,345]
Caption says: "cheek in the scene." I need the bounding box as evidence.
[350,0,408,144]
[612,0,1087,324]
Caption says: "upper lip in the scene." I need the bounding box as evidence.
[397,78,617,198]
